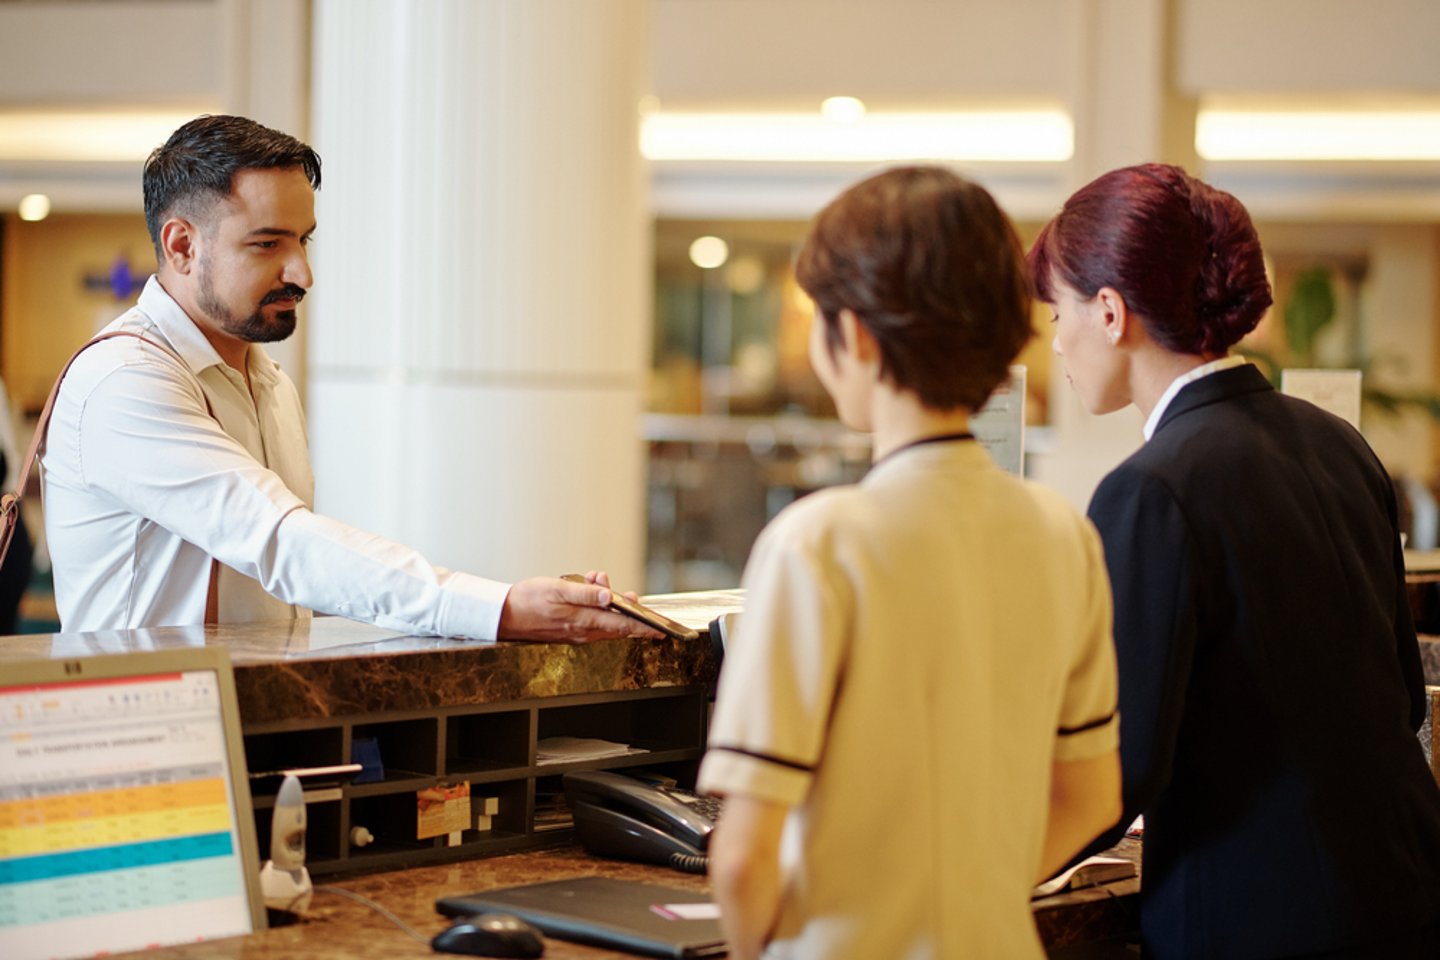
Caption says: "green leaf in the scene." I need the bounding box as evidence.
[1284,267,1337,363]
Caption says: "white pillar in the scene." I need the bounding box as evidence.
[1030,0,1192,511]
[307,0,651,588]
[220,0,313,388]
[1361,226,1439,478]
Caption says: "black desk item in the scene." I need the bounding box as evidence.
[437,876,726,958]
[563,769,719,873]
[432,912,545,957]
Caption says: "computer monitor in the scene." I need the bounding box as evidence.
[0,645,266,959]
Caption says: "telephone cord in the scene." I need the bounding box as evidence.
[669,851,709,874]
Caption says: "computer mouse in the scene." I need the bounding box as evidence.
[431,912,545,958]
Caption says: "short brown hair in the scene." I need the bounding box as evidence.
[795,166,1031,411]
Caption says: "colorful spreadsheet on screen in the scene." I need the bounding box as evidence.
[0,668,255,959]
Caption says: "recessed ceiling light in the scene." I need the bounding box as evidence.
[18,194,51,221]
[689,235,729,269]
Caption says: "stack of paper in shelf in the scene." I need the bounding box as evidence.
[1031,856,1137,898]
[536,736,650,766]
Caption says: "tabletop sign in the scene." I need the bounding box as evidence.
[972,365,1026,475]
[1281,368,1362,429]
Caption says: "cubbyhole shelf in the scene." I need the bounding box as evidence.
[239,687,709,878]
[347,792,442,859]
[252,798,341,864]
[351,717,438,783]
[537,693,707,756]
[464,778,529,841]
[445,710,530,776]
[244,726,343,800]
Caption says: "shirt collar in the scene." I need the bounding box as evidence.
[1143,355,1249,440]
[138,275,282,386]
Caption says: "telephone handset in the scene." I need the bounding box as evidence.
[563,770,721,874]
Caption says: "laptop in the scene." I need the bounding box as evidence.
[437,875,727,958]
[0,645,266,959]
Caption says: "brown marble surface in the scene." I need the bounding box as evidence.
[0,617,718,724]
[1424,687,1440,785]
[1420,635,1440,686]
[99,844,1138,959]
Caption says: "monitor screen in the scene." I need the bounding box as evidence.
[0,647,265,959]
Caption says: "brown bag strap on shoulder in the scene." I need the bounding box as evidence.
[0,331,181,568]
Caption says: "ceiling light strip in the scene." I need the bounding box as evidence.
[0,111,208,163]
[642,111,1073,163]
[1197,110,1440,161]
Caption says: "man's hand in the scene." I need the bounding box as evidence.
[496,570,665,642]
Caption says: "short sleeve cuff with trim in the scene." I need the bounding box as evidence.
[697,747,813,807]
[1053,712,1120,762]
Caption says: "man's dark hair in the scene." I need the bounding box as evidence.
[143,114,322,260]
[795,166,1032,412]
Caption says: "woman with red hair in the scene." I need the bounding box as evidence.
[1031,163,1440,958]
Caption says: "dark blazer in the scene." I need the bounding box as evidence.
[1085,364,1440,959]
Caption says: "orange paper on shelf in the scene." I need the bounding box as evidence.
[417,781,471,840]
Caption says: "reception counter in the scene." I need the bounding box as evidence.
[0,609,728,877]
[11,841,1133,959]
[0,604,1139,955]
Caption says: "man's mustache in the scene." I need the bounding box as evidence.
[261,285,306,306]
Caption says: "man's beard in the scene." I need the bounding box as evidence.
[197,258,302,343]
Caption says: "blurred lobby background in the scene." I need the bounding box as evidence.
[3,0,1440,625]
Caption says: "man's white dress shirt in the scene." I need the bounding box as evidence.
[41,276,509,636]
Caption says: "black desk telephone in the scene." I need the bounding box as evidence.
[563,770,722,874]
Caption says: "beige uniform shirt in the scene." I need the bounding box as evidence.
[699,439,1118,959]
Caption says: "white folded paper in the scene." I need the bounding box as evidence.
[536,736,650,765]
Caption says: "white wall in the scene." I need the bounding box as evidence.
[1177,0,1440,94]
[0,1,222,106]
[652,0,1076,106]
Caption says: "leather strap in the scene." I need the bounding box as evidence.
[14,331,175,508]
[8,330,223,621]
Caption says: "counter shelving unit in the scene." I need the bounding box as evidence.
[0,613,725,878]
[243,684,711,877]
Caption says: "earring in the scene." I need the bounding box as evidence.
[1107,331,1119,345]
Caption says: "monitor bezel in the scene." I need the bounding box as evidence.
[0,644,269,938]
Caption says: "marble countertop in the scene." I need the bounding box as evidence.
[0,615,720,724]
[99,842,1138,959]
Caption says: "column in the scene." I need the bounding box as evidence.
[1362,226,1439,479]
[220,0,313,386]
[1030,0,1195,511]
[307,0,651,588]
